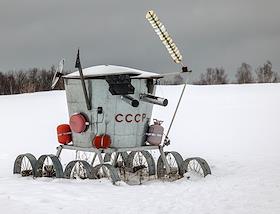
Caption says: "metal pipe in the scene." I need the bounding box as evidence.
[75,49,91,110]
[121,95,139,107]
[166,83,186,137]
[56,145,63,158]
[139,93,168,106]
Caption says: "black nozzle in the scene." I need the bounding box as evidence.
[121,95,139,108]
[131,99,139,107]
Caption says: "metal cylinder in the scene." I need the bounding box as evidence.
[121,95,139,107]
[139,93,168,106]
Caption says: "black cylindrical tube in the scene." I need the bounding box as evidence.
[140,93,168,107]
[121,95,139,107]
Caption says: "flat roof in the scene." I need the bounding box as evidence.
[63,65,162,79]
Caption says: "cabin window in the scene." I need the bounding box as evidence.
[105,74,135,95]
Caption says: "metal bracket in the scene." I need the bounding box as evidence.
[56,145,63,158]
[159,146,171,174]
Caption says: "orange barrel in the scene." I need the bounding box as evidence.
[69,113,88,133]
[57,124,72,144]
[93,134,111,149]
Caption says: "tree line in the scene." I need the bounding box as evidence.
[0,60,279,95]
[0,66,69,95]
[195,60,279,85]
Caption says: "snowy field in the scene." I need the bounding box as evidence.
[1,84,280,213]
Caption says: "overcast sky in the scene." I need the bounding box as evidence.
[0,0,279,80]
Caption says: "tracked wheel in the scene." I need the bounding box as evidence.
[124,151,156,184]
[184,157,211,178]
[35,154,64,178]
[157,151,184,181]
[92,164,121,184]
[64,160,95,179]
[13,153,37,177]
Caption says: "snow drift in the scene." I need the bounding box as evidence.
[0,83,280,214]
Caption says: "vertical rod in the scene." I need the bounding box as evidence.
[97,151,110,178]
[166,83,187,137]
[56,145,63,158]
[75,49,91,110]
[159,146,171,174]
[112,152,119,167]
[91,153,97,166]
[78,66,91,110]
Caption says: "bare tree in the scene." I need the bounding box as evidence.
[0,72,5,95]
[255,61,278,83]
[195,67,228,85]
[26,68,39,92]
[15,71,28,93]
[5,72,16,95]
[235,63,254,84]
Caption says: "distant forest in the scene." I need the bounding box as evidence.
[0,60,279,95]
[194,60,280,85]
[0,66,69,95]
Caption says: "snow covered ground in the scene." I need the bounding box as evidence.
[1,83,280,214]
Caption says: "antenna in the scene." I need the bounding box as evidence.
[75,49,91,110]
[146,10,186,67]
[146,10,190,146]
[51,59,65,89]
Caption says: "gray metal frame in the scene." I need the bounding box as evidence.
[56,144,172,176]
[56,144,160,157]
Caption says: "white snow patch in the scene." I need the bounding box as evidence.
[0,84,280,213]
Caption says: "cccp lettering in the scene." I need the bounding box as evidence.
[125,114,133,123]
[115,113,147,123]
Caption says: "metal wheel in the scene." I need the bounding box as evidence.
[124,151,156,184]
[75,151,98,166]
[184,157,211,178]
[35,154,64,178]
[92,164,121,184]
[157,151,184,181]
[64,160,95,179]
[13,153,37,177]
[104,152,128,168]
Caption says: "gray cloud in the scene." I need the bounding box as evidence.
[0,0,280,81]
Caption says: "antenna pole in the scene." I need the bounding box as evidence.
[165,83,186,144]
[75,49,91,110]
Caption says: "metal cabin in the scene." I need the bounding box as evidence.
[63,65,161,149]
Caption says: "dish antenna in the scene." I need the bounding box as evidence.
[51,59,65,89]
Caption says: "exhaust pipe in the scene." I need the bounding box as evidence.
[121,95,139,107]
[140,93,168,106]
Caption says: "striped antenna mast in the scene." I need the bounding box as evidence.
[146,10,185,67]
[146,10,190,145]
